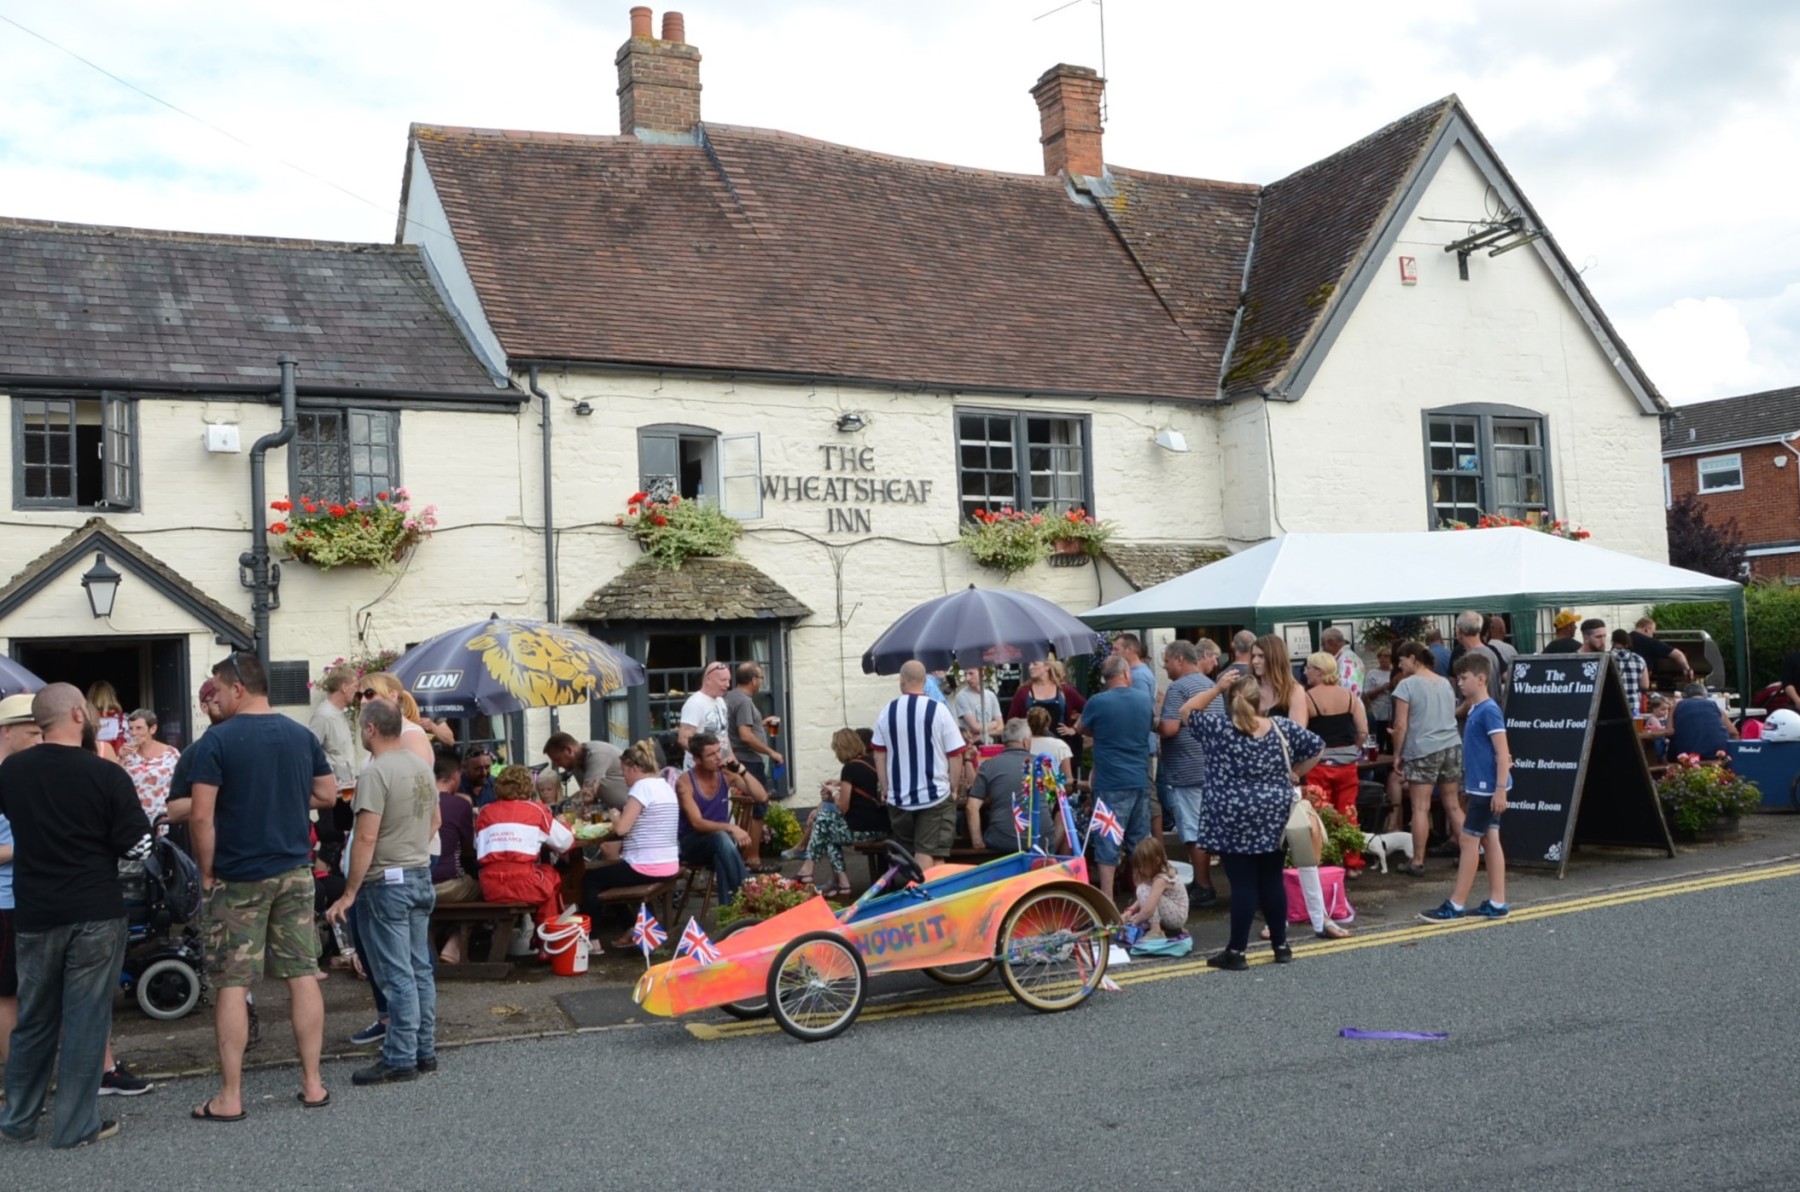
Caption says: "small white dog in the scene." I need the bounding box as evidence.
[1363,831,1415,874]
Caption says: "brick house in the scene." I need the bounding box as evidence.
[1663,386,1800,579]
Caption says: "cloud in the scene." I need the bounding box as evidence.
[1622,286,1800,404]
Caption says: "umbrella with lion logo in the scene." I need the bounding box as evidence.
[388,615,646,716]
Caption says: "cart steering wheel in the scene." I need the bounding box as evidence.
[884,840,927,889]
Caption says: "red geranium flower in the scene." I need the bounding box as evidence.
[329,504,347,518]
[377,491,389,500]
[270,499,291,513]
[269,521,289,535]
[651,514,668,527]
[628,491,648,504]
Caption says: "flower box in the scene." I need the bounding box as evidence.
[270,490,437,572]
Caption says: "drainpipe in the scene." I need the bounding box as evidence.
[242,355,298,671]
[529,364,560,733]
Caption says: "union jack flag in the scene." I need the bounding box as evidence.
[1091,798,1124,845]
[1012,798,1031,839]
[676,917,720,965]
[630,903,667,956]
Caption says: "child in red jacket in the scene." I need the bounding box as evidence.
[474,765,575,925]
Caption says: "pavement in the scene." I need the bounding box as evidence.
[8,815,1800,1189]
[95,812,1800,1082]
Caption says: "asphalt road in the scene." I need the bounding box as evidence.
[7,866,1800,1191]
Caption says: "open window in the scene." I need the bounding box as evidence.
[15,393,139,511]
[638,424,762,518]
[1424,404,1551,527]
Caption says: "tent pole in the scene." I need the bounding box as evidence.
[1731,587,1750,702]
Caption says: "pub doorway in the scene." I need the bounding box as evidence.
[11,635,193,748]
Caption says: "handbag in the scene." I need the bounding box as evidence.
[1276,725,1325,867]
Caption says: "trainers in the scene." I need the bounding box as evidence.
[59,1120,120,1149]
[415,1055,438,1074]
[1470,900,1510,919]
[1187,883,1218,908]
[348,1020,387,1046]
[1418,900,1465,922]
[351,1061,419,1086]
[99,1064,154,1096]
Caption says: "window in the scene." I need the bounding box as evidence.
[291,408,398,504]
[14,394,138,510]
[1697,454,1743,494]
[1663,463,1672,509]
[1424,406,1549,527]
[636,425,762,518]
[956,410,1091,522]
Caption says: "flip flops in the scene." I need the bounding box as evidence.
[191,1102,246,1123]
[297,1091,331,1110]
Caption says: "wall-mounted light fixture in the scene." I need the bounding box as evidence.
[1152,429,1188,453]
[81,551,123,619]
[573,401,594,416]
[835,411,868,433]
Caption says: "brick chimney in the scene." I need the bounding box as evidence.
[616,8,702,139]
[1030,64,1105,179]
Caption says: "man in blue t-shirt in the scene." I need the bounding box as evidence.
[1080,654,1153,904]
[1157,639,1220,906]
[188,652,336,1121]
[1421,652,1510,923]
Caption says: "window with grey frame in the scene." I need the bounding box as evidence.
[1425,406,1550,527]
[956,410,1091,522]
[291,408,399,504]
[14,393,138,511]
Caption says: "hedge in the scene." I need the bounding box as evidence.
[1649,583,1800,691]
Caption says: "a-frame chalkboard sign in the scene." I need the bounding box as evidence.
[1501,654,1675,877]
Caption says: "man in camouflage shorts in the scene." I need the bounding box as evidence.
[188,653,337,1120]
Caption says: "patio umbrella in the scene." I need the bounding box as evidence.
[860,585,1102,675]
[0,656,45,698]
[388,614,646,717]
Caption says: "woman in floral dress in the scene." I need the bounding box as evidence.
[119,707,181,825]
[1177,670,1324,970]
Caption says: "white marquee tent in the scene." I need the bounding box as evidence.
[1082,529,1749,685]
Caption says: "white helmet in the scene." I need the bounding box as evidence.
[1763,708,1800,743]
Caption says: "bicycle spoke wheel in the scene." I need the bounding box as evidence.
[998,889,1107,1013]
[922,957,996,985]
[767,932,866,1042]
[714,917,770,1020]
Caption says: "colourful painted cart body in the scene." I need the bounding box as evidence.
[632,853,1112,1019]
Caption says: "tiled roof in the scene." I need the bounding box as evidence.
[1096,172,1260,386]
[412,124,1213,401]
[572,556,812,623]
[0,219,501,396]
[1101,543,1228,591]
[1227,99,1455,392]
[1663,387,1800,455]
[0,517,254,646]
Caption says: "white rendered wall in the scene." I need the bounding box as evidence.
[1264,144,1668,563]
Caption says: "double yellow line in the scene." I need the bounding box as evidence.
[683,861,1800,1041]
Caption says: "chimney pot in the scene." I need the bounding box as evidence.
[1030,63,1106,180]
[617,11,702,137]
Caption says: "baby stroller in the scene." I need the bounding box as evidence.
[119,831,206,1020]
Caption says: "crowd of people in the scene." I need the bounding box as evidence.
[0,609,1726,1147]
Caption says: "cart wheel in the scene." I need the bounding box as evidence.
[922,957,996,985]
[136,957,202,1020]
[766,932,866,1042]
[998,889,1108,1013]
[714,917,771,1020]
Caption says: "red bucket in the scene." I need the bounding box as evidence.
[538,915,591,976]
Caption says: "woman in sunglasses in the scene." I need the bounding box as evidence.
[357,674,450,760]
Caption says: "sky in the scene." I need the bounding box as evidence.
[1,0,1796,405]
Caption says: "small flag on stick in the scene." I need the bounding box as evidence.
[676,917,720,966]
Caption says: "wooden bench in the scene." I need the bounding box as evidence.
[429,900,534,974]
[593,878,679,948]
